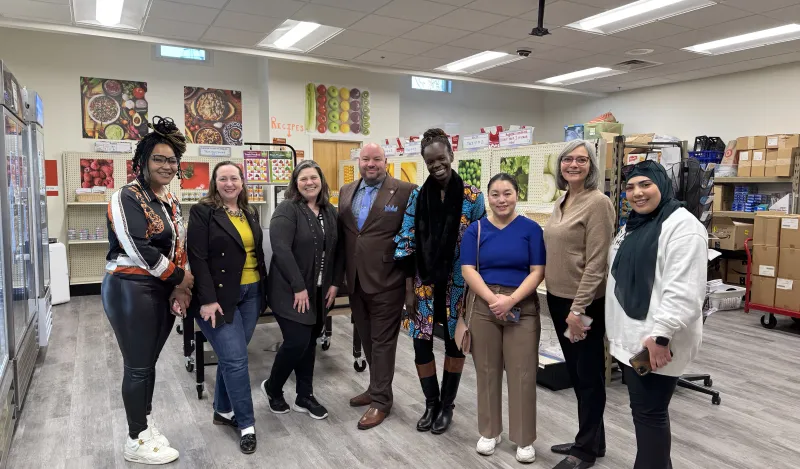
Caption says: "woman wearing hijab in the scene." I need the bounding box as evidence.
[395,128,485,434]
[606,160,707,469]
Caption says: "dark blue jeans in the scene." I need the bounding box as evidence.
[197,281,262,429]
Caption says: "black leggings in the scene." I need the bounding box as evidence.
[413,282,465,364]
[102,274,175,439]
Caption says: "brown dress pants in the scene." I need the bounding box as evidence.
[470,285,541,447]
[349,276,406,413]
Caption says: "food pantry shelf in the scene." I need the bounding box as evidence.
[68,239,108,244]
[66,201,109,206]
[715,177,791,184]
[70,276,104,285]
[713,211,756,219]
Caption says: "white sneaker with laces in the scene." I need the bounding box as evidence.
[124,427,180,465]
[147,415,170,447]
[476,435,501,456]
[516,445,536,464]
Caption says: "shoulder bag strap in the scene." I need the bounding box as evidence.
[465,219,481,328]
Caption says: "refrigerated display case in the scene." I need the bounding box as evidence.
[0,61,37,420]
[23,89,51,348]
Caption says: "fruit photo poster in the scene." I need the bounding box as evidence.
[184,87,243,146]
[80,158,115,188]
[305,83,371,136]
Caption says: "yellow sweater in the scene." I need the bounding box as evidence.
[227,213,260,285]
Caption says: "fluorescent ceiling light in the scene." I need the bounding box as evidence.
[538,67,627,86]
[567,0,715,35]
[435,51,523,74]
[258,20,342,53]
[97,0,124,26]
[684,24,800,55]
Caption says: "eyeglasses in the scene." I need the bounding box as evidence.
[562,156,590,166]
[152,155,179,167]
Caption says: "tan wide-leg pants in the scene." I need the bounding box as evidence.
[469,285,541,447]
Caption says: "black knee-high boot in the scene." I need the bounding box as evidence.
[432,356,464,435]
[416,361,441,431]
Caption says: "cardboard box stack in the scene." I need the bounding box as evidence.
[750,214,781,306]
[711,216,752,251]
[736,134,798,178]
[776,215,800,311]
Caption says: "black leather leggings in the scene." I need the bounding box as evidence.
[102,274,175,439]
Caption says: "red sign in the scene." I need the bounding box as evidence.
[45,159,59,196]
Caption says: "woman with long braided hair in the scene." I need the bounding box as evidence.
[103,116,193,465]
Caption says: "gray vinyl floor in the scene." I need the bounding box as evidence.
[7,295,800,469]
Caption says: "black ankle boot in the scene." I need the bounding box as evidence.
[431,356,464,435]
[415,361,440,432]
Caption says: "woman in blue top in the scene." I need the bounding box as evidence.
[461,173,546,464]
[395,128,485,435]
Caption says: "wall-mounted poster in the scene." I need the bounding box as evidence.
[126,160,136,183]
[243,151,269,184]
[180,162,210,190]
[305,83,370,136]
[81,77,148,140]
[184,87,243,146]
[269,151,294,184]
[500,156,530,202]
[79,158,114,188]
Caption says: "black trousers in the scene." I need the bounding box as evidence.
[414,281,464,364]
[102,274,175,439]
[268,289,324,398]
[623,364,679,469]
[547,293,606,463]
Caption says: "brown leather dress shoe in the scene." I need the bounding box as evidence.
[349,391,372,407]
[357,407,387,430]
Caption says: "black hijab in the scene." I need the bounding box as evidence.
[415,170,464,286]
[612,160,683,320]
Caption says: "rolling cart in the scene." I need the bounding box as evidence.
[744,238,800,329]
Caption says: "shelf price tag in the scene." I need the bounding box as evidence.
[462,134,489,150]
[403,141,421,156]
[499,128,534,147]
[382,144,397,157]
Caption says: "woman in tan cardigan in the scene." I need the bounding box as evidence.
[543,140,615,469]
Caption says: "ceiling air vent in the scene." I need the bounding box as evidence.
[613,59,662,71]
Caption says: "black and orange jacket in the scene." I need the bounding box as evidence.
[106,178,188,285]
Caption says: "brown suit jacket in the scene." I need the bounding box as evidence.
[338,176,416,295]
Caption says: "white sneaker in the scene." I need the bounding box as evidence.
[147,416,170,447]
[516,445,536,464]
[124,427,180,465]
[476,435,501,456]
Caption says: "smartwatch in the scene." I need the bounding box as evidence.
[654,336,670,346]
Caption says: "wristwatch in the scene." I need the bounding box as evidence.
[571,311,582,316]
[654,336,670,346]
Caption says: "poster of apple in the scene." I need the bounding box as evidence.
[305,83,370,135]
[184,87,243,146]
[80,77,149,140]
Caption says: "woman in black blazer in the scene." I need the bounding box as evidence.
[187,161,266,454]
[261,160,344,420]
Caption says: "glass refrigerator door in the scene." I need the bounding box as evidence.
[5,113,30,348]
[35,128,49,291]
[0,212,8,377]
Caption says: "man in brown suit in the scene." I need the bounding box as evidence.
[338,142,416,430]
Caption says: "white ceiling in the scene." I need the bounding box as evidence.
[2,0,800,93]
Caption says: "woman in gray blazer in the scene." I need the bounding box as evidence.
[261,160,344,420]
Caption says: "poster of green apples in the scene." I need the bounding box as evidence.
[500,156,530,202]
[305,83,371,135]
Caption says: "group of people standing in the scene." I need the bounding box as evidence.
[101,117,707,469]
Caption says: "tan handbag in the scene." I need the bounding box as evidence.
[455,219,481,353]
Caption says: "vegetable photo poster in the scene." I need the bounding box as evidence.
[184,87,243,146]
[305,83,370,135]
[81,77,149,140]
[179,162,210,190]
[499,156,530,202]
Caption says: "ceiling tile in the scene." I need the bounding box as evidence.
[427,0,474,5]
[522,1,604,27]
[473,65,528,80]
[566,53,622,68]
[225,0,305,18]
[523,27,597,46]
[601,42,675,57]
[645,48,703,64]
[716,0,800,13]
[432,8,509,32]
[493,40,559,55]
[529,46,595,62]
[762,3,800,21]
[402,24,473,43]
[349,14,423,36]
[653,29,721,49]
[700,14,784,39]
[507,60,581,79]
[568,0,633,9]
[570,35,639,53]
[612,21,692,41]
[201,26,266,47]
[143,17,206,40]
[465,0,538,17]
[375,0,456,21]
[663,69,718,82]
[480,18,541,40]
[394,56,449,69]
[353,49,412,65]
[291,4,367,28]
[29,0,68,4]
[311,43,371,60]
[623,77,674,88]
[661,4,753,28]
[377,37,439,54]
[0,0,71,24]
[329,30,394,48]
[149,0,220,25]
[164,0,228,7]
[448,32,514,49]
[422,44,482,60]
[212,11,284,33]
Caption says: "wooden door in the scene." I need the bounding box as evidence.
[313,140,361,190]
